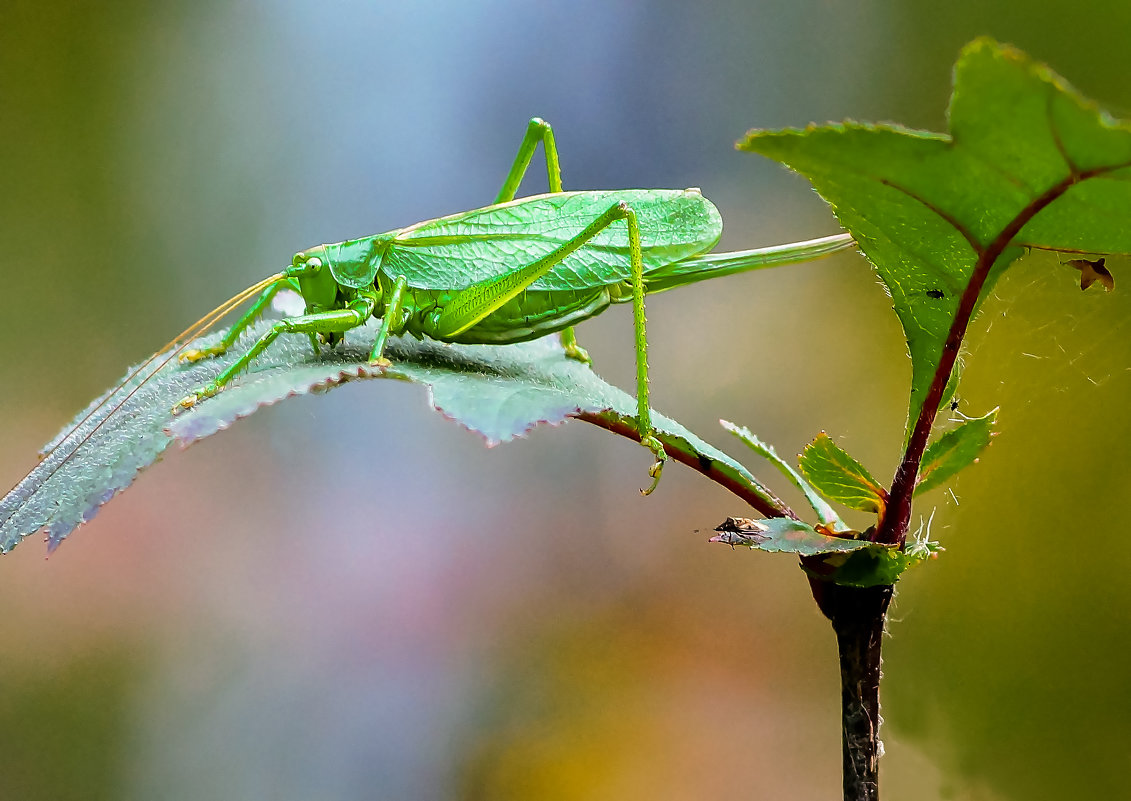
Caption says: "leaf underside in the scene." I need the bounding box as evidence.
[740,37,1131,435]
[0,320,777,554]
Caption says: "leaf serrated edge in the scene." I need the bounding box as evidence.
[799,432,888,515]
[914,407,999,496]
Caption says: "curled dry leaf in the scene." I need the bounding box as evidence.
[1067,257,1115,291]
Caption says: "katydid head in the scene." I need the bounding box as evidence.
[287,248,339,312]
[298,236,391,292]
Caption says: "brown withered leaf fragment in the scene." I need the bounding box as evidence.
[814,521,864,540]
[1068,258,1115,292]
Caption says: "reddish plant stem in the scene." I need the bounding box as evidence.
[876,170,1094,546]
[826,160,1126,798]
[574,411,797,520]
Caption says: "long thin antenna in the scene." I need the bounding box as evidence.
[12,271,286,493]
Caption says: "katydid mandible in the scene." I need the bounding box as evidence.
[165,117,853,492]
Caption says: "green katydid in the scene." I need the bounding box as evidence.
[17,117,850,502]
[161,117,853,492]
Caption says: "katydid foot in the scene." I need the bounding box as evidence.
[563,341,591,364]
[640,434,667,495]
[179,344,229,364]
[172,382,219,414]
[559,327,592,365]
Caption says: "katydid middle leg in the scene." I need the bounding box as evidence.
[433,200,667,493]
[368,274,409,366]
[495,117,590,363]
[495,117,563,203]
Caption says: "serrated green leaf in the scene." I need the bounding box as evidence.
[0,319,779,554]
[915,408,998,495]
[720,420,845,529]
[798,432,887,515]
[711,517,870,556]
[740,38,1131,434]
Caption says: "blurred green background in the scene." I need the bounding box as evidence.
[2,2,1130,799]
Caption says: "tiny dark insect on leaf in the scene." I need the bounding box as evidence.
[1067,257,1115,292]
[926,289,945,299]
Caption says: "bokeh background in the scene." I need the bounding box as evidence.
[2,2,1130,799]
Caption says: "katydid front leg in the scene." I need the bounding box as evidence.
[179,277,298,363]
[433,200,667,493]
[495,117,590,364]
[174,294,377,412]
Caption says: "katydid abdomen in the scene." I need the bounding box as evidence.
[403,285,616,346]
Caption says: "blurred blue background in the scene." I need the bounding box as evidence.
[2,2,1130,799]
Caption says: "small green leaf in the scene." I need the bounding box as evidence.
[806,542,939,588]
[714,516,940,586]
[798,432,887,515]
[721,420,845,529]
[1,319,779,554]
[740,38,1131,435]
[710,517,870,556]
[915,408,998,495]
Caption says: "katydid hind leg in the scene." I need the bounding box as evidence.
[496,118,592,365]
[622,204,666,495]
[174,297,376,412]
[369,274,409,366]
[494,117,563,204]
[433,200,666,490]
[435,201,633,339]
